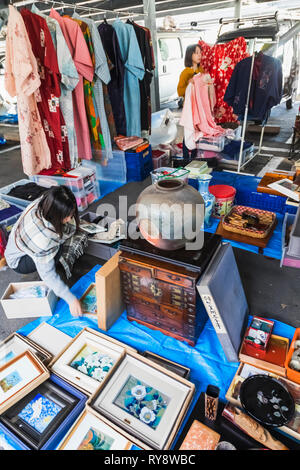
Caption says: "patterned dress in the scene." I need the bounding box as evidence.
[73,14,114,161]
[199,37,249,123]
[5,5,51,176]
[49,8,93,161]
[32,4,79,169]
[67,16,105,159]
[21,8,71,171]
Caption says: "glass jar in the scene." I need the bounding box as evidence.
[197,174,215,227]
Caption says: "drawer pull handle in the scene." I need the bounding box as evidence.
[167,274,182,282]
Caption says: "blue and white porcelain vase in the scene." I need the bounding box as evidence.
[197,174,215,227]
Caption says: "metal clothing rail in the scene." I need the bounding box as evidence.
[236,37,279,173]
[12,0,147,18]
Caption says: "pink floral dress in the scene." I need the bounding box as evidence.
[4,5,51,176]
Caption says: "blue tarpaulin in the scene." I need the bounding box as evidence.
[17,265,296,448]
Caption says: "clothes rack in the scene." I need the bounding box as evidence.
[236,37,279,174]
[13,0,147,19]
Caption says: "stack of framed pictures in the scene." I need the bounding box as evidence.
[88,352,195,450]
[0,332,52,367]
[0,326,195,450]
[0,351,49,414]
[0,374,87,450]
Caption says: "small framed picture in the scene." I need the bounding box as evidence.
[0,374,86,450]
[79,222,107,234]
[50,329,125,395]
[91,355,191,450]
[58,409,132,450]
[0,422,30,450]
[80,283,97,316]
[0,351,49,414]
[0,333,52,367]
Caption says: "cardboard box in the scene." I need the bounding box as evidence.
[27,322,72,357]
[1,281,57,319]
[95,252,125,331]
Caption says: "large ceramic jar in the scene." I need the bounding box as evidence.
[136,179,205,250]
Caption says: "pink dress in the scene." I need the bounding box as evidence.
[50,9,94,160]
[191,73,225,137]
[5,5,51,176]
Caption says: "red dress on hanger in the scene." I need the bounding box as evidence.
[21,9,71,171]
[199,37,249,124]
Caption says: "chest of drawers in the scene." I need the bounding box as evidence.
[119,250,208,346]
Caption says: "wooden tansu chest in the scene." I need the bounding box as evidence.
[119,250,208,346]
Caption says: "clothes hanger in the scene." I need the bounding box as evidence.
[103,13,107,24]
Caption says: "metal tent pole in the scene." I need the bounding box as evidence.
[237,37,257,173]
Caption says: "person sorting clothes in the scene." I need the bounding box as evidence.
[177,43,204,159]
[5,186,86,316]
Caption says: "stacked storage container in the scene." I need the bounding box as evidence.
[125,146,153,182]
[30,166,100,212]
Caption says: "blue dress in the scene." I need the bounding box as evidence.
[112,19,145,137]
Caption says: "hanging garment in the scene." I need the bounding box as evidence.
[129,21,154,134]
[21,9,71,172]
[50,8,93,161]
[224,52,283,124]
[73,13,113,161]
[68,15,110,160]
[179,83,202,151]
[98,21,126,136]
[32,4,79,169]
[191,73,224,136]
[4,5,51,176]
[112,19,145,137]
[180,74,225,150]
[199,37,249,123]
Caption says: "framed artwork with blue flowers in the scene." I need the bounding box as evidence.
[91,354,192,450]
[51,329,126,395]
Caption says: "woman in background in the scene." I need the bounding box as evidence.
[177,44,204,159]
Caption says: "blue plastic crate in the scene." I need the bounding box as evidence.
[125,147,153,182]
[235,189,287,214]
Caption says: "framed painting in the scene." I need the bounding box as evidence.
[0,351,49,414]
[0,373,87,450]
[80,283,97,317]
[0,333,52,367]
[91,355,191,450]
[0,422,30,450]
[58,410,132,450]
[50,329,125,395]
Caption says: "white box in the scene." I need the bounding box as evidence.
[27,322,72,356]
[1,281,57,318]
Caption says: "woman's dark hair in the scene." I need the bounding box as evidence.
[184,44,201,68]
[37,186,80,238]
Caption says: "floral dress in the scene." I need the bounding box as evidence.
[199,37,249,123]
[68,16,105,158]
[21,8,71,171]
[4,5,51,176]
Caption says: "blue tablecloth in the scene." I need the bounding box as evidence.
[17,265,296,448]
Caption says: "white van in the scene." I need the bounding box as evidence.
[157,30,202,104]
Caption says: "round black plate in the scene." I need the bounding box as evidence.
[240,374,295,427]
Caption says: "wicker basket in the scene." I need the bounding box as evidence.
[222,205,276,239]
